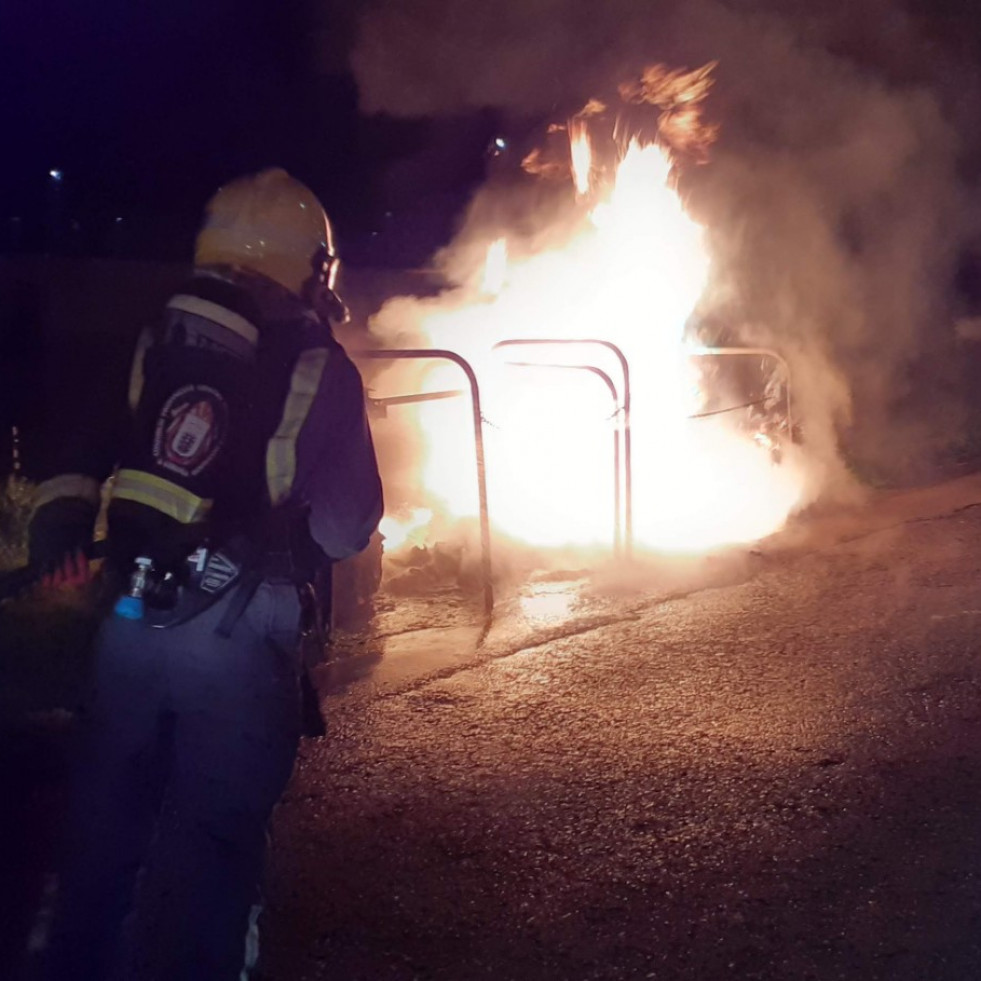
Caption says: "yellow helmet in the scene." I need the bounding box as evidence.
[194,168,341,301]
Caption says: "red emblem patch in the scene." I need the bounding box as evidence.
[153,384,228,478]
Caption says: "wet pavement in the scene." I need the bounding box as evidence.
[263,484,981,980]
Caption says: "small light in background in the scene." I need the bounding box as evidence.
[49,169,63,181]
[489,136,509,158]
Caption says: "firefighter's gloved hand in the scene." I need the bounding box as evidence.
[32,549,95,609]
[28,497,97,578]
[39,549,93,591]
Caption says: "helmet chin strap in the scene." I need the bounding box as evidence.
[303,278,350,326]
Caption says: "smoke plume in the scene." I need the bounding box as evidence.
[349,0,981,493]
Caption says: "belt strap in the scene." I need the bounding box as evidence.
[215,570,264,639]
[149,532,309,635]
[150,538,249,631]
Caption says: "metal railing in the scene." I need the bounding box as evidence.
[688,346,794,436]
[356,342,792,601]
[356,348,494,615]
[498,360,624,558]
[492,339,633,557]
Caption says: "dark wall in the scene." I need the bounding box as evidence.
[0,256,185,476]
[0,255,436,476]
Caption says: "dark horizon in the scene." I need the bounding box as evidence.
[5,0,981,271]
[0,0,503,267]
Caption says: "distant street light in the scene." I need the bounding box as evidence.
[46,170,65,250]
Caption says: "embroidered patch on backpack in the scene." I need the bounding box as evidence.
[200,550,240,593]
[153,384,229,478]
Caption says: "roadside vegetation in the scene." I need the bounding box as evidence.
[0,476,97,724]
[0,475,32,571]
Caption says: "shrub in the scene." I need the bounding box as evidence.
[0,476,34,572]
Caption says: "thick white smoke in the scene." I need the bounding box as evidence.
[348,0,981,492]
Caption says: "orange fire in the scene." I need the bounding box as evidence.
[378,507,433,551]
[376,67,806,559]
[568,119,593,197]
[481,238,508,296]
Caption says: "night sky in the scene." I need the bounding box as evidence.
[0,0,979,265]
[5,0,981,268]
[6,0,981,479]
[0,0,496,265]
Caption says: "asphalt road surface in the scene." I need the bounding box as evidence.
[263,494,981,980]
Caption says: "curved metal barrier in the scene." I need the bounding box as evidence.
[492,339,633,557]
[354,341,792,595]
[500,360,623,558]
[355,348,494,616]
[688,346,794,436]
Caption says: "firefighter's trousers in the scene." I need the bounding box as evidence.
[44,581,302,981]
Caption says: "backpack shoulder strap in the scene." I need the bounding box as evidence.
[264,325,333,508]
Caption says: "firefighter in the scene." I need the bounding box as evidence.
[32,168,383,980]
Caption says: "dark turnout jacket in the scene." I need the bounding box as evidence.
[28,268,383,573]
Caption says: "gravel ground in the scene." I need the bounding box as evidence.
[263,505,981,980]
[8,483,981,980]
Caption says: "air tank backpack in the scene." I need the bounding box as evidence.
[105,291,288,622]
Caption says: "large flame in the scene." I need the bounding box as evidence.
[378,91,805,558]
[481,238,508,296]
[568,119,593,197]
